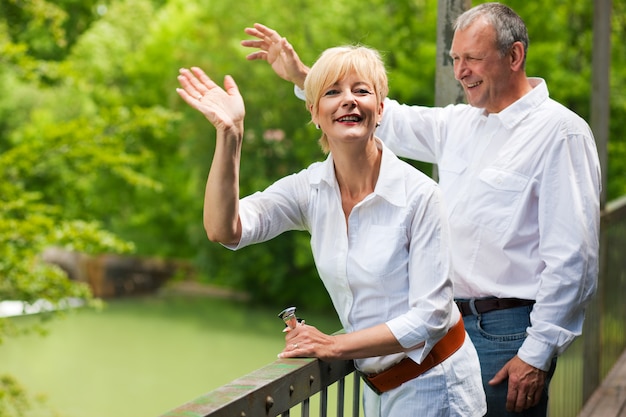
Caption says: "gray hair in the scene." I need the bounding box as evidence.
[455,2,529,67]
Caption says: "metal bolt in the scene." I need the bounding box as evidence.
[265,395,274,412]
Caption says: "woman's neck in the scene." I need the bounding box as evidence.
[332,140,382,220]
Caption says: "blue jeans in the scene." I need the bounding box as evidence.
[460,301,557,417]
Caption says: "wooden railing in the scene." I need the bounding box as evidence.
[160,195,626,417]
[159,357,360,417]
[550,195,626,416]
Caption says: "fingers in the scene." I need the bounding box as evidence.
[489,356,546,412]
[278,344,305,359]
[508,389,540,413]
[506,369,544,411]
[278,321,312,358]
[241,23,284,58]
[244,51,269,62]
[191,67,222,94]
[177,67,212,101]
[279,326,303,358]
[241,39,266,49]
[526,392,540,408]
[507,388,525,413]
[488,366,508,386]
[177,67,234,101]
[240,38,270,61]
[250,23,282,41]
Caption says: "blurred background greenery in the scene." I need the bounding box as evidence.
[2,0,624,311]
[1,0,624,415]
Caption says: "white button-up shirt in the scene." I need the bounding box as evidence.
[376,78,601,371]
[230,140,458,374]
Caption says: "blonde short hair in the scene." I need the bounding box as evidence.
[304,46,388,153]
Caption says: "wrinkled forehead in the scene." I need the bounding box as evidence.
[450,19,498,56]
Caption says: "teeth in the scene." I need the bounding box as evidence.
[466,81,482,88]
[338,116,361,122]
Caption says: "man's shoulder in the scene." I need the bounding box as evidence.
[531,78,591,130]
[537,98,592,134]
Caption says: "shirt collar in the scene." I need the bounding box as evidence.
[312,139,407,207]
[483,77,549,129]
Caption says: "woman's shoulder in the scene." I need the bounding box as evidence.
[382,144,438,186]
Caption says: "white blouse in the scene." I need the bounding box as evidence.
[229,140,458,374]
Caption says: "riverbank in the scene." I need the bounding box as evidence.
[0,298,84,318]
[0,293,340,417]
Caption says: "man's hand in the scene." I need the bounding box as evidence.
[241,23,309,89]
[489,355,547,412]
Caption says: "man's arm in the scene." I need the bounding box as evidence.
[491,126,601,413]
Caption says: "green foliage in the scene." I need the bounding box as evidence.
[1,0,624,414]
[608,0,626,198]
[0,0,624,367]
[3,0,624,308]
[0,375,28,417]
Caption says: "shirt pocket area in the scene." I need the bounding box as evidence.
[469,168,530,233]
[355,225,408,279]
[437,152,468,193]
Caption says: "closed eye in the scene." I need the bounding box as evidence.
[450,55,482,62]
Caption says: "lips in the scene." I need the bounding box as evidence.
[465,80,482,88]
[336,115,362,122]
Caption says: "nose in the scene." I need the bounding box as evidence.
[453,58,468,81]
[341,91,357,107]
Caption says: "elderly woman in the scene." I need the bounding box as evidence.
[176,45,485,417]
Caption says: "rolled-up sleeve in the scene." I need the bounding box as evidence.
[385,184,457,364]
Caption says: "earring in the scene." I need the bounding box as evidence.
[376,122,380,128]
[316,124,320,129]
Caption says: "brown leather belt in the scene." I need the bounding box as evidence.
[455,298,535,317]
[360,318,465,395]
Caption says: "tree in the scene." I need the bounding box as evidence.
[1,0,624,412]
[0,0,162,413]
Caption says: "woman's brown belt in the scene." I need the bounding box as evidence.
[360,318,466,395]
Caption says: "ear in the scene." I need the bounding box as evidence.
[309,104,318,127]
[510,41,525,71]
[377,100,384,124]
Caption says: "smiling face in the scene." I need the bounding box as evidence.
[304,46,388,153]
[450,18,518,114]
[312,73,383,148]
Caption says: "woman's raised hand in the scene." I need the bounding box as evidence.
[177,67,245,132]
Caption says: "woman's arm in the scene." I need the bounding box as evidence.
[176,67,245,245]
[279,322,422,361]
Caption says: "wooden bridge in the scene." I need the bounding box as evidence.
[578,348,626,417]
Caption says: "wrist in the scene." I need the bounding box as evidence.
[293,64,309,90]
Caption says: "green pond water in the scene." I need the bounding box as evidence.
[0,294,341,417]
